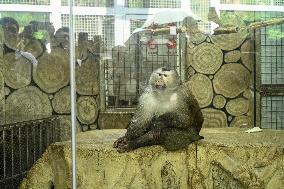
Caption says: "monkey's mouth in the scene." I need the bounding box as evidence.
[154,83,167,90]
[154,80,167,90]
[155,85,166,90]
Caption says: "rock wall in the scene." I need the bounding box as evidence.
[19,128,284,189]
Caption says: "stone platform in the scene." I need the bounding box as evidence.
[19,128,284,189]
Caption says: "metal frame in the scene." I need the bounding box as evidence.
[0,0,192,45]
[0,116,61,189]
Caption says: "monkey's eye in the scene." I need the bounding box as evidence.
[164,74,167,77]
[158,73,162,76]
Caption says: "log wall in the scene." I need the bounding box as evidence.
[0,18,101,139]
[186,29,257,128]
[0,17,259,133]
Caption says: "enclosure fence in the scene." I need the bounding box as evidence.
[0,116,61,189]
[0,0,283,129]
[260,11,284,130]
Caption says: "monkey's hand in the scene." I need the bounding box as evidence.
[113,136,132,153]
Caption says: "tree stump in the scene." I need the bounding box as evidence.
[54,27,69,49]
[226,98,249,116]
[76,57,100,95]
[213,63,250,98]
[190,43,223,74]
[5,86,52,123]
[58,115,81,141]
[224,50,241,63]
[3,31,21,50]
[2,53,31,89]
[33,48,70,93]
[213,95,227,109]
[187,74,213,108]
[1,17,20,50]
[187,32,207,45]
[23,39,43,58]
[76,96,99,125]
[243,89,252,100]
[52,86,70,114]
[210,31,248,51]
[230,115,252,128]
[201,108,228,128]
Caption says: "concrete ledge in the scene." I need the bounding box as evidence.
[20,128,284,189]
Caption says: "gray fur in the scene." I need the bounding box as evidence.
[114,67,204,152]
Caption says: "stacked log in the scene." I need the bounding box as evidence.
[186,30,255,128]
[186,74,213,108]
[57,115,81,141]
[76,96,99,125]
[5,86,52,123]
[2,53,32,89]
[0,17,101,132]
[33,48,70,93]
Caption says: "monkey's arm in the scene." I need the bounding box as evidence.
[125,104,153,140]
[171,89,203,130]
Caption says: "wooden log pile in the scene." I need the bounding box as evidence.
[0,17,101,137]
[186,27,255,128]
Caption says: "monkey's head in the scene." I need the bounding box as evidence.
[149,67,180,92]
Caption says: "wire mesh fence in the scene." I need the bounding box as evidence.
[0,116,61,189]
[103,32,185,108]
[220,0,271,5]
[0,0,50,5]
[259,11,284,130]
[190,0,211,34]
[125,0,181,8]
[261,95,284,130]
[61,0,114,7]
[61,14,115,50]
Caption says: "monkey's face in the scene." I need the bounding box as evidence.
[149,67,180,91]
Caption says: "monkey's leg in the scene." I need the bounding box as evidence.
[131,129,161,147]
[160,127,204,151]
[116,120,167,153]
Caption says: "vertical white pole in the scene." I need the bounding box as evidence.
[50,0,62,32]
[114,0,126,45]
[68,0,77,188]
[210,0,221,33]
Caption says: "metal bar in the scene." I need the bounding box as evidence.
[25,126,28,174]
[68,0,77,188]
[3,129,5,178]
[11,128,14,176]
[253,13,257,128]
[32,124,36,163]
[18,126,22,173]
[39,123,42,155]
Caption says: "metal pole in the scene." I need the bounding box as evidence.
[68,0,77,188]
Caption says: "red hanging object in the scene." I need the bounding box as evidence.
[166,38,177,49]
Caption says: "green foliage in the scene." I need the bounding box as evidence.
[267,28,284,39]
[0,12,49,31]
[33,30,50,41]
[127,0,143,8]
[220,11,284,39]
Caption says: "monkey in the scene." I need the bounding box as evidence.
[113,67,204,152]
